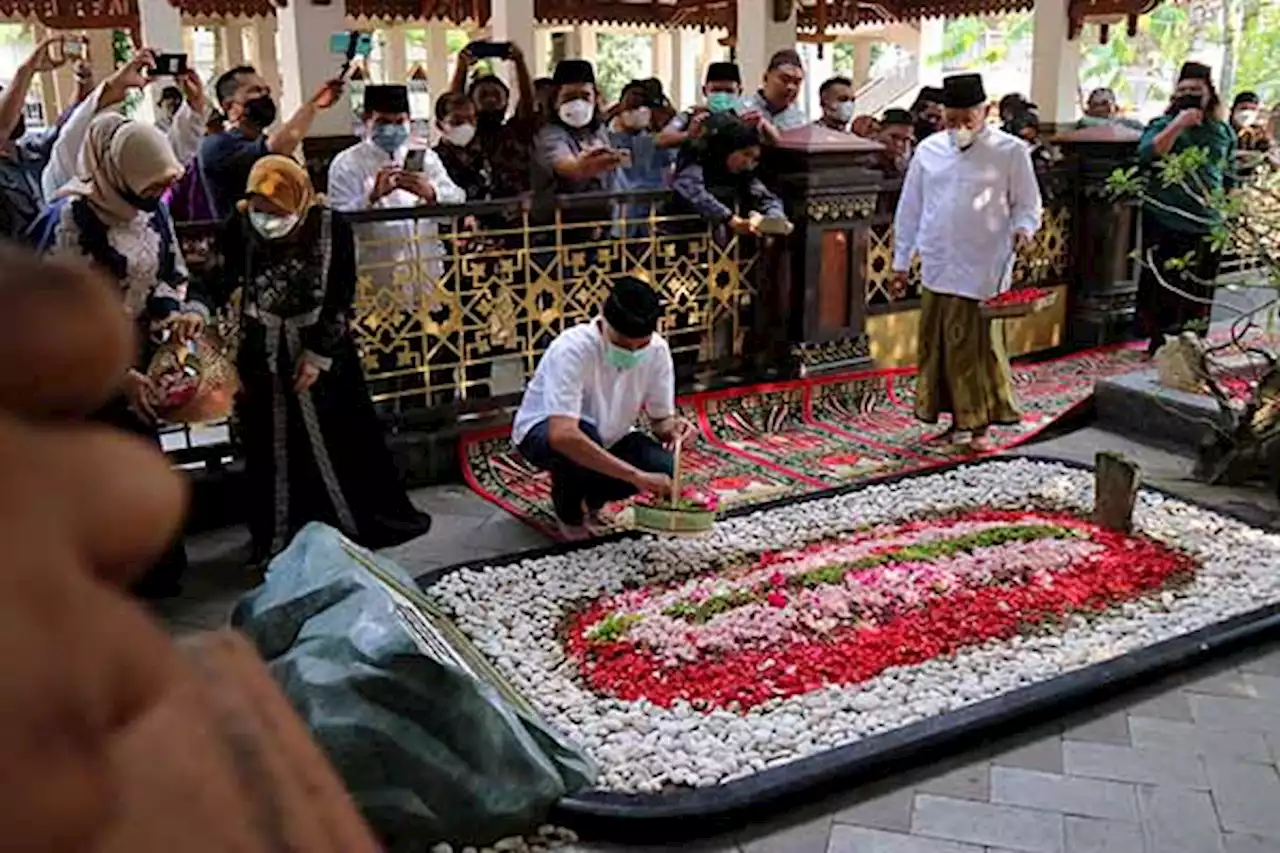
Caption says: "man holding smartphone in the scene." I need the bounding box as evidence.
[448,39,536,205]
[327,85,463,302]
[1134,61,1237,356]
[199,65,344,219]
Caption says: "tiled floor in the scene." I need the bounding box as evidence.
[160,426,1280,853]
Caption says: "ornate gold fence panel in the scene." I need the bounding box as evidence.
[345,191,761,420]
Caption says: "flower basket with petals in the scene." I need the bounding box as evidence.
[632,441,718,536]
[981,287,1057,319]
[147,330,240,425]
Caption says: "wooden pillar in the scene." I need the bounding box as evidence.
[1030,0,1082,126]
[489,0,536,91]
[426,21,449,111]
[383,25,407,83]
[736,0,795,95]
[852,39,873,89]
[251,16,282,98]
[224,20,248,67]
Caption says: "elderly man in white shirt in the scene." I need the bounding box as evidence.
[513,276,696,539]
[41,51,208,201]
[327,84,463,310]
[890,72,1042,453]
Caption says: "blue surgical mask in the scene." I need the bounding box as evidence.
[605,341,649,371]
[706,92,738,113]
[371,122,409,154]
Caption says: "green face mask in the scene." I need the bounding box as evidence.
[706,92,738,113]
[605,342,649,371]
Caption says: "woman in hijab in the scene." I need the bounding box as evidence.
[217,155,431,562]
[665,112,784,236]
[28,111,201,598]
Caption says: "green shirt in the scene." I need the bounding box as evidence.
[1138,115,1237,234]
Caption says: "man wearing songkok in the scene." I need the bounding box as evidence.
[513,277,696,539]
[891,72,1042,453]
[327,84,463,303]
[658,61,744,149]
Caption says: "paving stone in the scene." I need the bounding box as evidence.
[1063,816,1145,853]
[1128,716,1274,765]
[1205,758,1280,839]
[990,767,1139,822]
[825,825,983,853]
[1239,648,1280,678]
[1224,833,1280,853]
[991,737,1065,775]
[738,812,833,853]
[1190,694,1280,735]
[1241,673,1280,702]
[1137,786,1225,853]
[1127,689,1195,722]
[1063,741,1208,789]
[1182,669,1258,699]
[916,761,992,802]
[833,786,915,831]
[912,794,1064,853]
[1062,712,1131,745]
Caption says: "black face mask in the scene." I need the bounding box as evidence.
[476,108,505,131]
[243,95,278,128]
[121,188,162,213]
[9,116,25,141]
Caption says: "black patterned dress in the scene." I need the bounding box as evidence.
[219,206,432,559]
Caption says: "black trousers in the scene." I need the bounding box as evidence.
[517,418,673,525]
[1135,217,1222,349]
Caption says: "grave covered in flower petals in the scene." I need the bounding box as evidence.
[428,459,1280,800]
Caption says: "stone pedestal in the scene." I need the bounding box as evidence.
[1052,123,1143,348]
[763,125,887,375]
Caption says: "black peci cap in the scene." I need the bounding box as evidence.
[603,276,662,338]
[942,73,986,109]
[553,59,596,86]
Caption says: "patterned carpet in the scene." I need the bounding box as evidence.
[460,345,1148,537]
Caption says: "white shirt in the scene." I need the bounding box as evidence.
[327,138,465,308]
[512,320,676,448]
[891,127,1042,301]
[41,84,209,200]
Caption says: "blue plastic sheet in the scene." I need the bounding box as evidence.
[232,523,596,851]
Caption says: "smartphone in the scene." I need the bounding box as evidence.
[468,40,510,60]
[403,148,426,172]
[149,53,188,76]
[329,31,374,59]
[1172,93,1203,112]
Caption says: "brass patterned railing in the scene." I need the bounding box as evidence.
[172,189,763,446]
[344,190,761,425]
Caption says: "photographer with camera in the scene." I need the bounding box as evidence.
[449,39,536,203]
[1134,61,1237,357]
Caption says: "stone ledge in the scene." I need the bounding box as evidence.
[1095,369,1225,453]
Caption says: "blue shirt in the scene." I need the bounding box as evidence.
[198,128,269,219]
[0,135,48,240]
[609,129,674,190]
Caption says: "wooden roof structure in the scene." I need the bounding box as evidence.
[0,0,1162,40]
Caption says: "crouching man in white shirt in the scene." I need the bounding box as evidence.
[513,277,697,539]
[890,72,1042,453]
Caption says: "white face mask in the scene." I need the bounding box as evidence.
[951,127,981,150]
[444,122,476,147]
[249,210,300,240]
[1235,109,1260,126]
[559,99,595,129]
[830,101,855,124]
[621,106,651,130]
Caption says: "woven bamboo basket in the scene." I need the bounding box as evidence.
[631,438,717,536]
